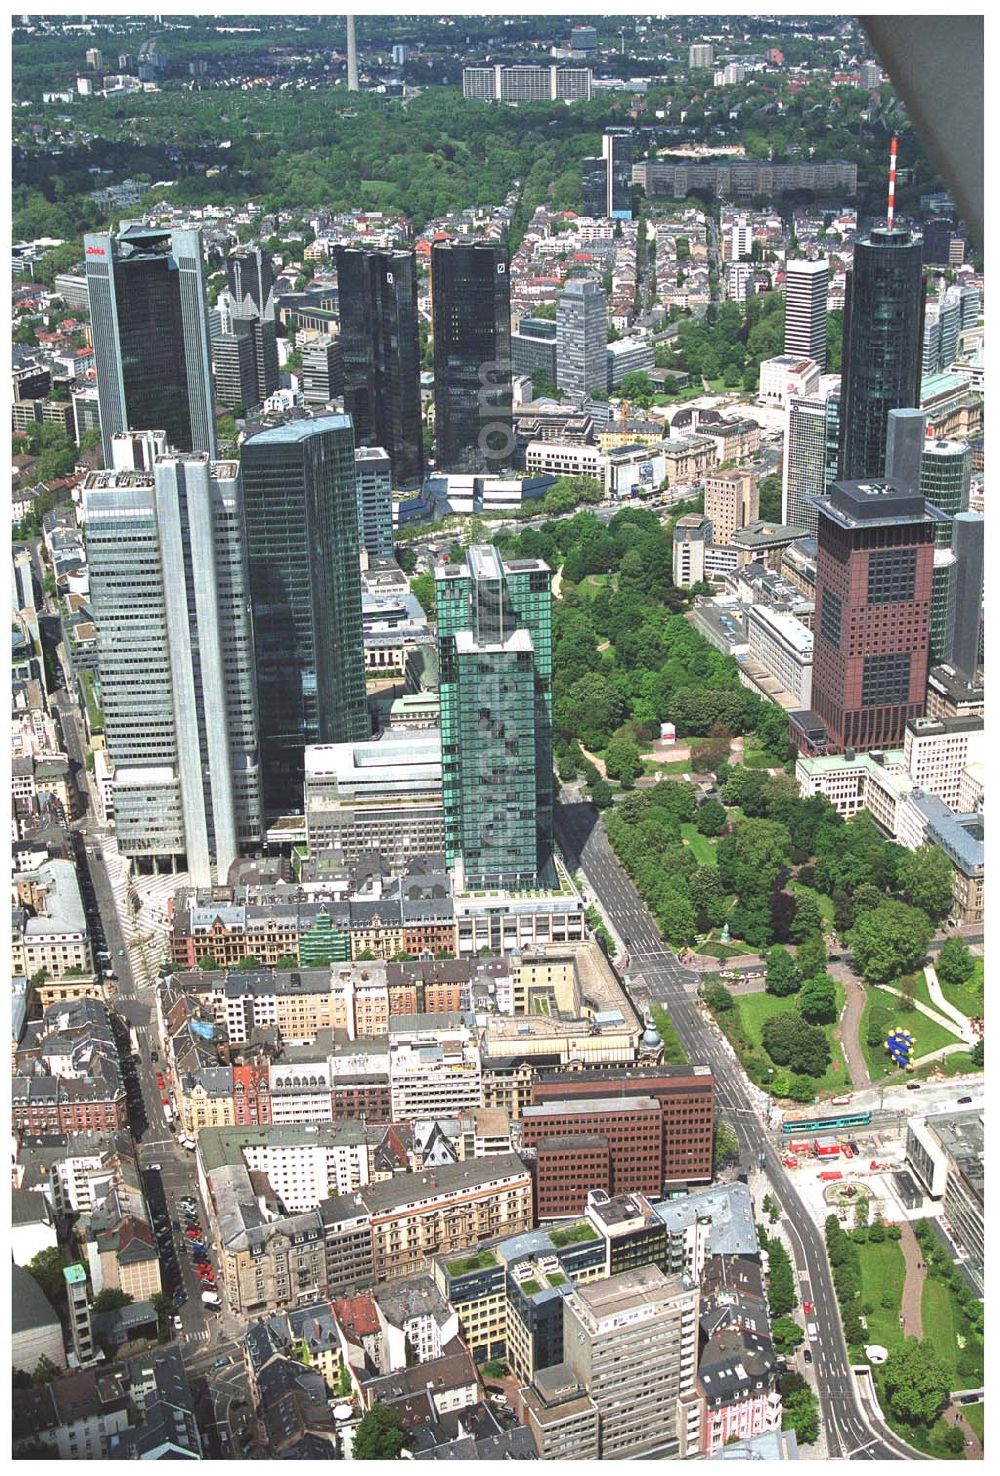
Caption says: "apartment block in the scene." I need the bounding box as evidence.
[562,1265,701,1458]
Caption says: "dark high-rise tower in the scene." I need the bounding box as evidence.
[226,246,275,319]
[581,130,634,219]
[790,478,947,756]
[603,128,634,219]
[950,512,984,680]
[431,241,513,475]
[838,227,925,480]
[85,225,217,463]
[240,416,369,817]
[225,246,279,405]
[335,247,424,487]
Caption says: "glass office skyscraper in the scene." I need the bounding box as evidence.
[241,416,369,817]
[335,246,424,488]
[838,226,925,480]
[85,225,217,464]
[225,245,279,407]
[435,546,552,888]
[431,242,513,474]
[83,454,261,885]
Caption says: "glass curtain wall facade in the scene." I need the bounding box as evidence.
[838,227,925,480]
[435,547,552,888]
[241,416,369,818]
[85,226,217,464]
[83,455,261,884]
[431,243,513,475]
[336,247,424,487]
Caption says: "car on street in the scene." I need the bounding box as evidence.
[803,1349,812,1364]
[957,1095,973,1105]
[803,1302,813,1317]
[156,1073,166,1091]
[907,1081,922,1090]
[174,1290,187,1307]
[186,1227,202,1240]
[211,1357,233,1372]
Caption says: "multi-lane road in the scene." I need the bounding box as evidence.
[556,795,928,1462]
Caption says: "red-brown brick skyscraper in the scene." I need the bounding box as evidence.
[791,479,946,755]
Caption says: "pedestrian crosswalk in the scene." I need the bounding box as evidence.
[184,1328,212,1345]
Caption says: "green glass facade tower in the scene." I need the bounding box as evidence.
[435,546,552,888]
[241,416,369,818]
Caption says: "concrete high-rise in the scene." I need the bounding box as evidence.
[346,15,359,90]
[213,330,258,411]
[85,225,217,463]
[83,453,261,884]
[884,406,927,493]
[950,512,984,680]
[784,259,829,370]
[790,478,947,756]
[704,468,758,545]
[241,417,369,818]
[435,546,552,888]
[355,446,394,560]
[562,1265,701,1459]
[838,227,925,480]
[431,242,513,475]
[556,278,608,403]
[336,246,424,487]
[783,393,831,534]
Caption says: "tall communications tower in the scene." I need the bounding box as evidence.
[346,16,359,91]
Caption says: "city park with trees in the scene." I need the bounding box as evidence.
[490,504,983,1108]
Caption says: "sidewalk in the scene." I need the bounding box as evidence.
[923,964,976,1044]
[897,1220,925,1341]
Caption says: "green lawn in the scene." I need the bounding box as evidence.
[935,1051,977,1077]
[789,880,836,930]
[934,956,984,1022]
[680,823,718,867]
[922,1278,984,1388]
[699,941,746,960]
[859,984,964,1082]
[648,757,692,775]
[964,1404,984,1443]
[856,1240,907,1354]
[736,984,851,1093]
[576,573,614,600]
[741,739,776,770]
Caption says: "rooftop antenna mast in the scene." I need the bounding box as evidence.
[887,133,898,228]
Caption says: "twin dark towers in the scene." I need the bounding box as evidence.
[337,239,513,482]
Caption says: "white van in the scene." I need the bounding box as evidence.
[201,1290,221,1307]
